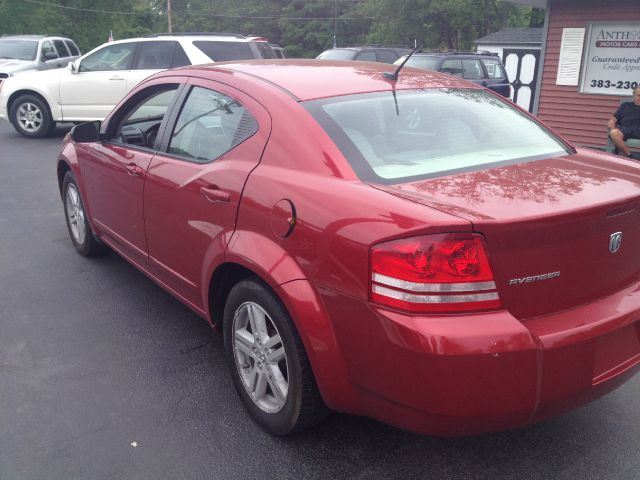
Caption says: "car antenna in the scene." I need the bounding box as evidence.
[383,40,419,81]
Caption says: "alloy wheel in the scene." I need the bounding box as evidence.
[65,182,86,245]
[232,301,289,413]
[17,102,43,133]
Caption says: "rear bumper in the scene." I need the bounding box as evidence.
[317,281,640,436]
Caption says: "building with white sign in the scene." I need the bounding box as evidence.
[507,0,640,148]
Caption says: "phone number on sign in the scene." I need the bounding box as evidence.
[589,80,639,90]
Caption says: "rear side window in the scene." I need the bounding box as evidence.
[172,44,190,67]
[53,40,70,57]
[254,42,276,59]
[65,41,80,56]
[168,86,258,163]
[134,41,176,69]
[482,58,507,79]
[305,89,568,184]
[193,41,254,61]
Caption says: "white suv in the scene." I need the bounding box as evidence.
[0,33,275,138]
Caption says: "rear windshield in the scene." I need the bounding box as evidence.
[317,49,356,60]
[305,89,569,184]
[399,56,441,71]
[0,39,38,61]
[193,41,254,61]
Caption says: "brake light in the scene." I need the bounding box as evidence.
[370,234,501,314]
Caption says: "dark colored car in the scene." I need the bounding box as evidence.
[57,60,640,437]
[395,51,511,97]
[317,46,411,63]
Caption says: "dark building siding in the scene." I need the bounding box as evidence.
[537,0,640,147]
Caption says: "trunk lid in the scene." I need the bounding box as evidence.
[372,149,640,319]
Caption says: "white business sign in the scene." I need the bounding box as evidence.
[580,22,640,95]
[556,28,585,86]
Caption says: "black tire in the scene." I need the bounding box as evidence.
[9,94,55,138]
[223,278,329,435]
[62,171,104,256]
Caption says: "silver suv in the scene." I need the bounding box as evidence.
[0,35,81,81]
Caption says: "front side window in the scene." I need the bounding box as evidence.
[376,50,398,63]
[41,41,57,60]
[402,55,440,70]
[440,59,463,77]
[193,41,254,61]
[482,58,507,80]
[317,49,356,61]
[462,60,484,80]
[168,86,257,163]
[305,89,569,184]
[79,43,135,72]
[0,39,38,61]
[403,56,441,71]
[109,85,179,149]
[355,51,376,62]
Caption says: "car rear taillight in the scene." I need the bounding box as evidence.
[370,234,501,314]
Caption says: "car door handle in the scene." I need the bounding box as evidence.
[109,76,125,81]
[126,163,144,177]
[201,186,231,203]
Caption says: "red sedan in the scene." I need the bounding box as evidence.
[57,60,640,436]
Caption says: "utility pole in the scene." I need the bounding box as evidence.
[333,0,337,48]
[167,0,173,33]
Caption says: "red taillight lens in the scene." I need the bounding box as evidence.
[370,234,501,314]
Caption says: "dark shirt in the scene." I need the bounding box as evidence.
[614,102,640,129]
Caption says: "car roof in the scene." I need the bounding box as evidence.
[0,35,68,41]
[144,33,268,42]
[167,59,481,102]
[409,51,499,58]
[323,46,408,52]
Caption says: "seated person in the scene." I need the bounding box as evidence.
[608,85,640,158]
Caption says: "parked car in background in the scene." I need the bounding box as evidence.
[270,44,285,59]
[317,46,411,63]
[57,59,640,437]
[394,50,511,97]
[0,34,80,81]
[0,33,275,138]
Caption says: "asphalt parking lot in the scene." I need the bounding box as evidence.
[1,120,639,480]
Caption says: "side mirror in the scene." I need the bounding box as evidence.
[42,51,57,61]
[69,61,77,73]
[70,121,101,143]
